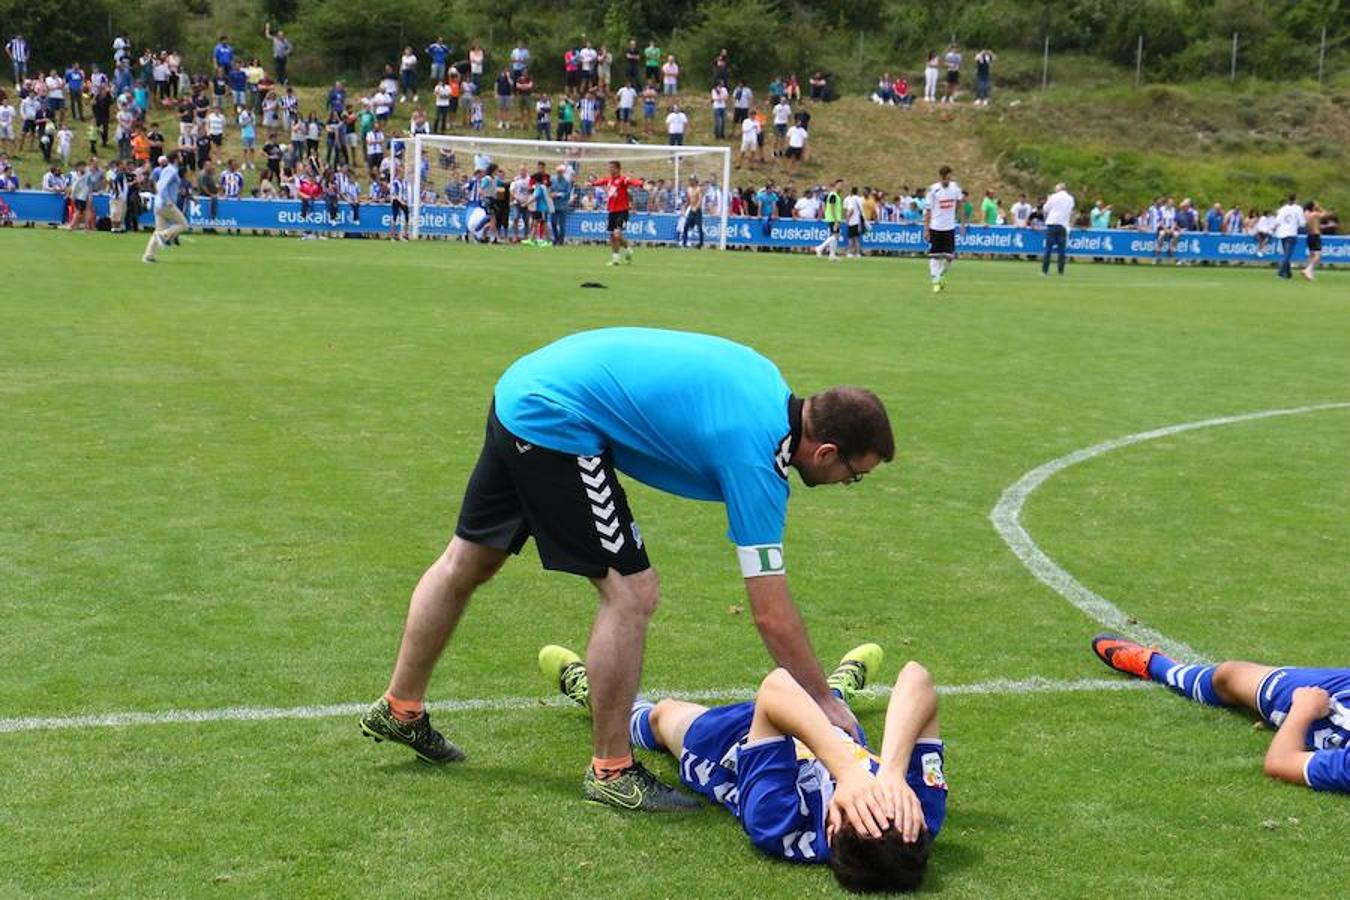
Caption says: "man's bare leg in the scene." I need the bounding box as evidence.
[1212,661,1277,712]
[648,699,707,757]
[386,536,508,701]
[585,567,660,763]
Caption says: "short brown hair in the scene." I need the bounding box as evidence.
[807,387,895,462]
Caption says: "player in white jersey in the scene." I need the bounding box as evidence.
[922,166,964,293]
[388,172,410,240]
[1153,196,1180,263]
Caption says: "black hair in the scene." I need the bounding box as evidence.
[829,822,933,894]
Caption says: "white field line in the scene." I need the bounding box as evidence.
[990,402,1350,662]
[0,677,1149,735]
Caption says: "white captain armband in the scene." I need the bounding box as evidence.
[737,544,786,578]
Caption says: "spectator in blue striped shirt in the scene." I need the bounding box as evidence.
[220,158,243,198]
[6,33,29,84]
[579,90,598,138]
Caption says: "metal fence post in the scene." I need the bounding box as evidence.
[1041,35,1050,91]
[1230,32,1238,82]
[1318,26,1327,84]
[1135,33,1143,87]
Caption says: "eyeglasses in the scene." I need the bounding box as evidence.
[840,455,865,485]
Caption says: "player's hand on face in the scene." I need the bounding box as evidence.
[876,769,924,844]
[827,772,889,840]
[1291,686,1331,718]
[820,695,863,743]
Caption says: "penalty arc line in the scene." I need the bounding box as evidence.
[990,401,1350,663]
[0,677,1151,735]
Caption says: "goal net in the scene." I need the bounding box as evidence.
[398,134,732,248]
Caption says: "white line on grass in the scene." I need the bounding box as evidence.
[0,677,1149,735]
[990,402,1350,662]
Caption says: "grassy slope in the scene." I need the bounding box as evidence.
[6,56,1347,213]
[0,232,1346,897]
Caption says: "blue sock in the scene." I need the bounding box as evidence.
[629,700,663,751]
[1147,653,1224,707]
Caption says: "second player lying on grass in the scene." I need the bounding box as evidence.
[539,643,948,893]
[1092,634,1348,793]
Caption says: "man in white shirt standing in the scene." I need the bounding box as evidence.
[709,82,728,139]
[665,103,687,146]
[923,165,964,292]
[1009,193,1033,228]
[616,82,637,137]
[0,98,14,151]
[738,112,759,167]
[771,97,791,156]
[842,185,866,259]
[1041,182,1075,276]
[1273,193,1306,280]
[784,121,807,172]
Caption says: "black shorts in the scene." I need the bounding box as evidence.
[847,223,862,239]
[928,228,956,255]
[785,146,802,160]
[607,210,629,232]
[946,70,959,84]
[1307,234,1322,252]
[454,404,651,577]
[733,108,748,123]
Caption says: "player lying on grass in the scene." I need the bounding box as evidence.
[540,643,948,893]
[1092,635,1348,793]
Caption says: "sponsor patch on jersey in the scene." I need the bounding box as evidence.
[922,752,947,790]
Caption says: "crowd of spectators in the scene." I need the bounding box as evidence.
[0,29,1336,245]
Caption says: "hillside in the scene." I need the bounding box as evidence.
[8,60,1348,218]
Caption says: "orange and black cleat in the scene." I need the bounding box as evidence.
[1091,633,1156,680]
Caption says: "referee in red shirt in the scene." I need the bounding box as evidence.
[591,160,642,266]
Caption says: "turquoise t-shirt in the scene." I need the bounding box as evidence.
[494,328,797,551]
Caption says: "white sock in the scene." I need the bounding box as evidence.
[929,257,941,280]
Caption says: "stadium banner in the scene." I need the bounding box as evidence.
[3,190,1343,263]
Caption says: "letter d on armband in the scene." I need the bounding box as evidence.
[738,544,785,577]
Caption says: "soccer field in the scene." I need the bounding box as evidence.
[1,231,1346,898]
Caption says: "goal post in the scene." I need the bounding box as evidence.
[402,134,732,248]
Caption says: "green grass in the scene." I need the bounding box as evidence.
[1,232,1347,897]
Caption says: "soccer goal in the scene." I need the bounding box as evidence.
[402,134,732,247]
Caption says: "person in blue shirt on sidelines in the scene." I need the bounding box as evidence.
[1093,635,1349,793]
[142,152,188,263]
[360,328,895,811]
[539,641,946,892]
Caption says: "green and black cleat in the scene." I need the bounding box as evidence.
[827,643,885,703]
[539,644,591,709]
[359,697,466,764]
[583,760,700,812]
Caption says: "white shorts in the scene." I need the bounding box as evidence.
[0,123,12,139]
[467,206,490,239]
[741,135,757,152]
